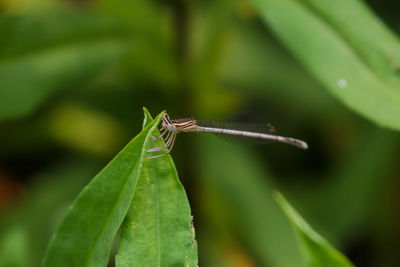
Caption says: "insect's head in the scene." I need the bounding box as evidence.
[162,113,176,131]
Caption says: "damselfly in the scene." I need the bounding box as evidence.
[147,113,308,158]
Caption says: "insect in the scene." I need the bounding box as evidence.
[147,113,308,158]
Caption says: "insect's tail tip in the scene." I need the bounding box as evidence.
[298,140,308,150]
[288,138,308,150]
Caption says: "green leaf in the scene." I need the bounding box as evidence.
[116,108,198,267]
[274,192,354,267]
[41,111,165,267]
[142,107,153,129]
[0,11,132,121]
[249,0,400,131]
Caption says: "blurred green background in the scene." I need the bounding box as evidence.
[0,0,399,266]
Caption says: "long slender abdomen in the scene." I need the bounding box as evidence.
[196,126,308,149]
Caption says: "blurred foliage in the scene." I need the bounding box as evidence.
[0,0,399,266]
[250,0,400,131]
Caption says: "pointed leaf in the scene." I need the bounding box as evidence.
[41,111,165,267]
[116,110,198,267]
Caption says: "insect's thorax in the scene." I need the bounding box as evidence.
[173,118,197,133]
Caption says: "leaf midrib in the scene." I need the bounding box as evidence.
[154,165,161,267]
